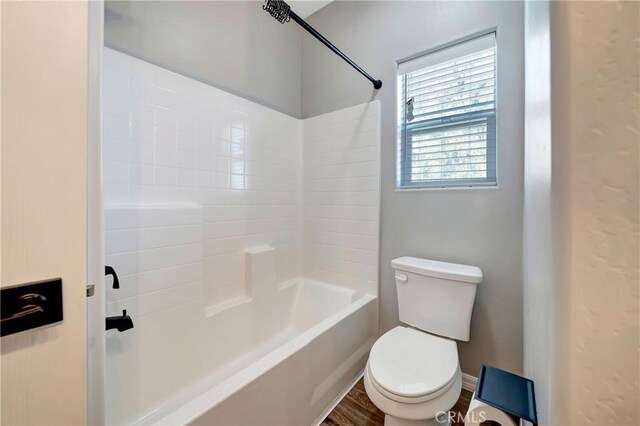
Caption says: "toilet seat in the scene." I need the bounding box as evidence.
[367,363,458,405]
[368,326,459,403]
[364,360,462,423]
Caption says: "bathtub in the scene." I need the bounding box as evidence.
[120,278,377,425]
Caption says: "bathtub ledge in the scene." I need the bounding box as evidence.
[205,296,252,318]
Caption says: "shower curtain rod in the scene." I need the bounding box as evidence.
[263,0,383,90]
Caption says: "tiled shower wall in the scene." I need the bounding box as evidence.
[104,207,206,424]
[102,49,379,425]
[103,48,380,305]
[103,48,302,306]
[303,104,380,295]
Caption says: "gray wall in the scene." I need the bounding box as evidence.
[105,1,303,117]
[301,1,524,375]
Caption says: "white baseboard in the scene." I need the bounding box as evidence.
[462,372,478,392]
[312,369,364,426]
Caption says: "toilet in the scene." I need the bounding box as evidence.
[364,257,483,426]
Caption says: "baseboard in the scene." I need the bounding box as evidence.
[312,369,364,426]
[462,372,477,392]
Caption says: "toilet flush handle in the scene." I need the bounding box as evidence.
[396,273,408,283]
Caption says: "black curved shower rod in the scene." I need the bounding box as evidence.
[263,0,382,90]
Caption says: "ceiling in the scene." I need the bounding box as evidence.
[289,0,333,18]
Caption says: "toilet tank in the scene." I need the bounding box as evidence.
[392,257,482,341]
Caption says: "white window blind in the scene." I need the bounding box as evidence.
[397,33,497,188]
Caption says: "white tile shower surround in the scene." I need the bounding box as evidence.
[105,207,203,313]
[103,47,303,307]
[103,47,380,306]
[104,207,205,424]
[103,48,380,425]
[104,209,377,425]
[303,106,380,295]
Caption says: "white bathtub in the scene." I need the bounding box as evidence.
[117,279,377,425]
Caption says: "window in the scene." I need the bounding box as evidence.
[397,33,497,188]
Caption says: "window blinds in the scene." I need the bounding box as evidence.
[398,33,497,188]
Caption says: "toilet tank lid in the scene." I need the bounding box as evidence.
[392,257,483,284]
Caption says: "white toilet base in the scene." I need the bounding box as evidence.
[384,414,450,426]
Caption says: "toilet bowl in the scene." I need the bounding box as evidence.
[364,257,482,425]
[364,326,462,426]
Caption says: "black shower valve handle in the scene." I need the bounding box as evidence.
[105,265,120,289]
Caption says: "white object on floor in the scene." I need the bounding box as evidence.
[364,257,483,426]
[464,392,521,426]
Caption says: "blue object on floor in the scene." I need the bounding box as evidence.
[475,365,538,425]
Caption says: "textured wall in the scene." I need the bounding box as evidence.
[301,1,525,376]
[105,1,303,117]
[550,1,640,424]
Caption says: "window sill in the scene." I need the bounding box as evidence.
[395,184,500,192]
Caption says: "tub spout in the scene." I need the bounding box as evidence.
[106,309,134,332]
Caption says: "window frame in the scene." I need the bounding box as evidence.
[396,30,499,190]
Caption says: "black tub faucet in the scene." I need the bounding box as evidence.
[106,309,134,332]
[105,265,120,289]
